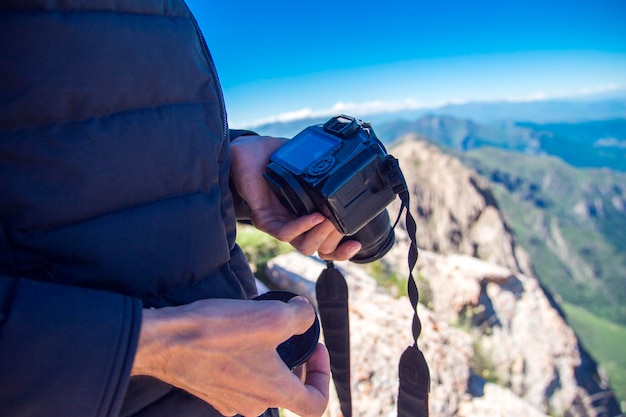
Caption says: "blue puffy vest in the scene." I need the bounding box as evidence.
[0,1,261,415]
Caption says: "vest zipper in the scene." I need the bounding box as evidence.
[184,5,229,148]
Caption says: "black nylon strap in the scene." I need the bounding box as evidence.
[398,346,430,417]
[315,262,352,417]
[397,190,430,417]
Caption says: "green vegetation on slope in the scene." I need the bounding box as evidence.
[461,147,626,325]
[562,302,626,410]
[236,224,294,284]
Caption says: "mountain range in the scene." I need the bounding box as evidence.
[253,94,626,320]
[249,92,626,140]
[248,92,626,411]
[376,116,625,171]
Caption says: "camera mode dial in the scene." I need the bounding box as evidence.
[307,156,335,176]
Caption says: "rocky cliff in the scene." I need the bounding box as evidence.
[385,134,534,278]
[267,252,619,417]
[261,138,622,416]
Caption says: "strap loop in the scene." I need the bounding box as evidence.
[316,262,352,417]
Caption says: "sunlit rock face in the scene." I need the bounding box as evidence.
[268,139,620,417]
[269,251,618,417]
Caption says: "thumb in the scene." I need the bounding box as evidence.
[287,296,316,336]
[252,295,316,344]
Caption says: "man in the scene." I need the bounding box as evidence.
[0,1,361,416]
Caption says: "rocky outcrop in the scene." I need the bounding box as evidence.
[386,135,535,277]
[267,251,621,417]
[257,138,622,417]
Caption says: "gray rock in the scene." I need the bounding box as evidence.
[267,250,618,417]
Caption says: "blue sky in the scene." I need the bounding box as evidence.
[186,0,626,128]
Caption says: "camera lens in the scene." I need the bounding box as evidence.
[348,209,395,264]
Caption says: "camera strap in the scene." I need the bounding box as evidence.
[315,189,430,417]
[316,261,352,417]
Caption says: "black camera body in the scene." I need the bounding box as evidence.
[264,115,407,263]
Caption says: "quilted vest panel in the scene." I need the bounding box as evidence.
[0,0,256,306]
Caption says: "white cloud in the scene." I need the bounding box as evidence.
[238,84,624,128]
[504,84,623,103]
[504,91,550,102]
[578,83,622,96]
[242,98,429,128]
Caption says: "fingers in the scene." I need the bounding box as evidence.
[287,218,362,261]
[303,344,330,396]
[306,219,343,254]
[252,202,363,261]
[282,343,331,417]
[248,295,317,349]
[231,136,364,264]
[285,296,317,336]
[319,239,362,262]
[291,218,338,255]
[138,298,329,417]
[239,300,330,417]
[260,212,326,244]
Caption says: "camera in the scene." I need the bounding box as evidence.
[263,115,407,263]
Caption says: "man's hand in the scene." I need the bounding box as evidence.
[230,135,361,261]
[131,297,330,417]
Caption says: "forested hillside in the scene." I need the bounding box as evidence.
[460,148,626,324]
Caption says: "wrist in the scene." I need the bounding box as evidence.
[131,308,170,378]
